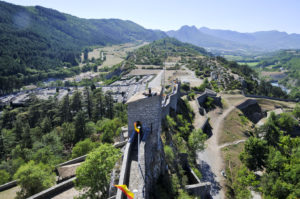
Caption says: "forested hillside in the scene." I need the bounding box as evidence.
[127,37,211,65]
[228,106,300,199]
[0,1,166,94]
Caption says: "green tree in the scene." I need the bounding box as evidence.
[41,131,64,157]
[97,118,122,143]
[60,122,75,145]
[14,161,55,199]
[277,112,298,132]
[166,115,176,132]
[104,91,114,119]
[71,138,99,158]
[84,87,93,119]
[232,166,259,199]
[0,169,10,185]
[240,137,268,171]
[1,129,16,158]
[263,113,283,146]
[41,117,52,134]
[75,144,121,199]
[188,129,207,152]
[59,94,71,123]
[74,111,87,142]
[293,103,300,119]
[93,89,105,121]
[83,48,89,62]
[164,145,175,163]
[71,91,82,114]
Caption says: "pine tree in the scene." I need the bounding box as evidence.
[59,94,71,123]
[71,91,82,115]
[74,111,86,142]
[105,91,114,119]
[84,87,93,119]
[92,89,105,121]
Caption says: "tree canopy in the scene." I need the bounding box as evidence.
[75,144,121,199]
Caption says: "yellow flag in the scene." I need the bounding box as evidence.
[114,184,134,199]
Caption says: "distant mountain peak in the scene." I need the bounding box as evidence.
[180,25,198,31]
[167,25,300,53]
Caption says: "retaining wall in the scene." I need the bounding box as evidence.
[27,177,76,199]
[56,155,86,168]
[115,141,133,199]
[0,180,17,192]
[244,94,298,102]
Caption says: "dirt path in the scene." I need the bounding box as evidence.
[218,139,246,149]
[195,98,247,199]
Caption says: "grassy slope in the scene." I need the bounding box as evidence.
[219,109,252,145]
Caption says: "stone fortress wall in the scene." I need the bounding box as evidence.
[161,81,181,118]
[116,82,181,199]
[116,82,212,199]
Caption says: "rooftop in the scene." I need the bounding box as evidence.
[126,86,162,104]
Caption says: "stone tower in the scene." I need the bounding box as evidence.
[126,87,165,199]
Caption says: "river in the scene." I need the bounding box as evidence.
[271,81,290,94]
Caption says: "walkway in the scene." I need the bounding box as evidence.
[128,149,139,191]
[218,139,246,149]
[195,98,247,199]
[148,70,163,88]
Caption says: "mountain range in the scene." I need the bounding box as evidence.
[0,1,167,94]
[0,1,167,74]
[167,26,300,55]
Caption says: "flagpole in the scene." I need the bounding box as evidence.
[138,131,140,168]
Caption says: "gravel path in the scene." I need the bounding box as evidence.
[195,98,247,199]
[218,139,246,149]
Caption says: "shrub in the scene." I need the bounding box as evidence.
[187,92,195,100]
[192,167,202,179]
[164,145,175,163]
[14,161,55,199]
[71,138,99,158]
[0,169,10,185]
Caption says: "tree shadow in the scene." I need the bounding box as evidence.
[197,160,222,197]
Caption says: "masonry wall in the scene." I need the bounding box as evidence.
[244,94,298,102]
[161,83,181,119]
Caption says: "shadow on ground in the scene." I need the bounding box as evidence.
[198,160,222,197]
[203,123,213,138]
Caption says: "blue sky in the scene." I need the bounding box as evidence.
[4,0,300,33]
